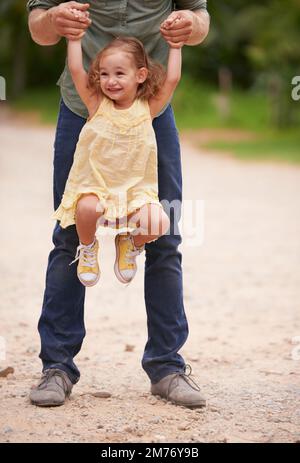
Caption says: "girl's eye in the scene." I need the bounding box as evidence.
[117,72,124,76]
[100,73,107,77]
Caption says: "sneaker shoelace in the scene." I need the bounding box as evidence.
[125,246,144,265]
[37,369,69,393]
[166,364,201,401]
[120,235,144,266]
[69,243,97,268]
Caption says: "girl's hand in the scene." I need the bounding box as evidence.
[68,7,89,39]
[160,11,192,48]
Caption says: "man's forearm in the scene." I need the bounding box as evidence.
[186,9,210,46]
[28,8,61,46]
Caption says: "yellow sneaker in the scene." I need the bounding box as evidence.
[69,238,100,287]
[114,233,145,284]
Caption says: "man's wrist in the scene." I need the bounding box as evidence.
[185,9,209,46]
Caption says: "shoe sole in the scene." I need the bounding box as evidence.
[114,235,136,284]
[30,392,71,407]
[30,400,65,407]
[152,393,206,409]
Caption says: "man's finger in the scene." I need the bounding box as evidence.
[63,27,88,36]
[160,27,192,39]
[162,18,192,31]
[57,18,89,29]
[69,2,90,11]
[161,14,181,29]
[163,34,189,44]
[164,12,180,23]
[67,33,85,40]
[61,9,91,23]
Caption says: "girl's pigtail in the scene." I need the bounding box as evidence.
[147,58,166,97]
[87,58,102,97]
[137,56,166,100]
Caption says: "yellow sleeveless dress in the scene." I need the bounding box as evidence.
[53,96,163,232]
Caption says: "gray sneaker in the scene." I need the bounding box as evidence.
[29,369,73,407]
[150,364,206,409]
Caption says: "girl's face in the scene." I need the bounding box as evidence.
[99,50,147,104]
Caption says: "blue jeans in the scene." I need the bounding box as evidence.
[38,99,189,384]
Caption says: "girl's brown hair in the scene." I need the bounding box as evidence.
[87,36,166,100]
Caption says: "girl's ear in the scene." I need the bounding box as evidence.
[137,67,148,84]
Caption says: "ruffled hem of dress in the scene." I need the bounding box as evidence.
[52,191,163,231]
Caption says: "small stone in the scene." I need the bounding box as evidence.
[148,397,158,405]
[0,367,14,378]
[26,347,37,354]
[178,422,190,431]
[124,344,135,352]
[149,416,161,424]
[97,424,104,429]
[209,406,220,413]
[123,426,134,433]
[91,391,112,398]
[153,434,166,443]
[3,426,13,433]
[190,414,201,421]
[259,369,284,376]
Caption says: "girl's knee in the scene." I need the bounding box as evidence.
[142,204,170,237]
[76,194,101,218]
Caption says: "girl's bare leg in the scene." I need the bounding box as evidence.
[75,194,104,244]
[128,204,170,248]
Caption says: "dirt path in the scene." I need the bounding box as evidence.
[0,115,299,443]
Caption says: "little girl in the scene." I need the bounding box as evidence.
[53,10,183,287]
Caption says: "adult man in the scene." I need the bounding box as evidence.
[27,1,209,408]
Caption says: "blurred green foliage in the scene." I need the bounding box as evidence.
[1,0,300,133]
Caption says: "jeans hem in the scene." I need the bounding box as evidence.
[42,364,79,385]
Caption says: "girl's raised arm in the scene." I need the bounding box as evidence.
[68,38,100,114]
[148,46,182,119]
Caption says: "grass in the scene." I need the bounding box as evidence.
[11,86,61,124]
[10,76,300,163]
[172,75,271,131]
[205,130,300,164]
[173,76,300,164]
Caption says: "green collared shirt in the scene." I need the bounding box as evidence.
[27,0,207,119]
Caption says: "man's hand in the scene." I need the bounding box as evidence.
[160,11,193,48]
[47,1,91,41]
